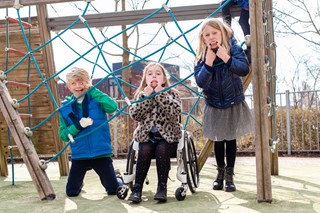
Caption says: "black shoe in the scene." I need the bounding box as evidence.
[225,181,236,192]
[128,184,142,203]
[225,167,236,192]
[213,166,225,190]
[154,183,167,202]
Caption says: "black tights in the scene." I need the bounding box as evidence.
[214,139,237,168]
[221,0,251,36]
[135,140,178,186]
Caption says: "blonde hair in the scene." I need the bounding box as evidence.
[134,62,174,99]
[195,18,233,63]
[66,67,92,86]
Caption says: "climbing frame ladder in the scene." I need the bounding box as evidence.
[0,79,56,200]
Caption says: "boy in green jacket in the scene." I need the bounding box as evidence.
[59,67,121,196]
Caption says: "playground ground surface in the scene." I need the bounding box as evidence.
[1,156,320,213]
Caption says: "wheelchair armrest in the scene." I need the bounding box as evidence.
[132,140,139,151]
[177,130,186,151]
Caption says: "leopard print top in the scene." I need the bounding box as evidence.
[129,89,182,143]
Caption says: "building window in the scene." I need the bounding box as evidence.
[108,77,120,99]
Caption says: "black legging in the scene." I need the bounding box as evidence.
[221,0,251,36]
[135,139,178,186]
[214,139,237,168]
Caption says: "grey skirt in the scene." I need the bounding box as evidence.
[202,101,254,141]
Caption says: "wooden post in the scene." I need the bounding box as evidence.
[198,139,213,172]
[36,4,69,176]
[250,0,272,202]
[265,0,279,176]
[0,80,55,200]
[242,66,252,92]
[0,132,8,176]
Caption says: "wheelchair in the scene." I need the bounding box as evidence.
[116,130,200,201]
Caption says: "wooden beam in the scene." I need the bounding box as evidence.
[36,4,69,176]
[242,66,252,92]
[0,134,8,177]
[47,4,241,31]
[265,0,278,176]
[198,139,213,172]
[0,80,55,200]
[0,0,79,9]
[251,0,272,202]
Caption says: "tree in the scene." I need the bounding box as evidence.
[274,0,320,91]
[53,0,163,98]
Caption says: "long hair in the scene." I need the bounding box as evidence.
[195,18,233,63]
[134,62,175,100]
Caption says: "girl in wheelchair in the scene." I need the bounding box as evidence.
[127,62,182,203]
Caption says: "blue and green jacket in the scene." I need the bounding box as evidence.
[59,87,118,159]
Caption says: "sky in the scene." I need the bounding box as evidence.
[0,0,316,93]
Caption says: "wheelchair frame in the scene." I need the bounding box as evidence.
[117,130,199,201]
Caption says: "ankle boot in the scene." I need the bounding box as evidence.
[128,184,142,203]
[213,166,225,190]
[225,167,236,192]
[154,183,167,202]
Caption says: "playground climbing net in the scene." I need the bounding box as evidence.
[1,0,271,176]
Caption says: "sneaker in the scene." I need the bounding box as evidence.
[245,34,251,47]
[115,169,124,186]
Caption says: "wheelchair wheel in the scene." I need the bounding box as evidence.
[116,185,128,200]
[175,187,186,201]
[188,134,200,188]
[182,131,200,193]
[126,142,136,190]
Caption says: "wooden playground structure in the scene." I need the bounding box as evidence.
[0,0,277,202]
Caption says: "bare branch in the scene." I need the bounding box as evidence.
[70,30,122,57]
[274,0,319,46]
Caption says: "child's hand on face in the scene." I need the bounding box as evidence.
[154,83,163,93]
[215,43,230,63]
[143,84,154,96]
[205,41,218,66]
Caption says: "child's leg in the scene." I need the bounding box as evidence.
[128,142,155,203]
[212,141,226,190]
[221,0,237,27]
[225,139,237,192]
[214,141,226,167]
[135,142,155,185]
[154,140,177,201]
[239,9,250,36]
[155,140,178,184]
[93,157,119,195]
[225,139,237,168]
[66,159,88,197]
